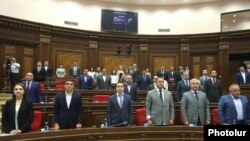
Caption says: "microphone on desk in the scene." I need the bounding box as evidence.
[111,122,128,127]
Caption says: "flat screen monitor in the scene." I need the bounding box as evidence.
[101,9,138,34]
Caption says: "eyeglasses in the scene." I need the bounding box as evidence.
[66,83,74,85]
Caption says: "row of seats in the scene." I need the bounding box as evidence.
[30,108,219,132]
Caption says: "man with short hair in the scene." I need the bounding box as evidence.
[54,79,82,129]
[107,82,133,126]
[146,77,175,126]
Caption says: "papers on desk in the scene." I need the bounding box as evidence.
[0,133,12,136]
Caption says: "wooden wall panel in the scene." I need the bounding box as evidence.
[192,65,200,79]
[23,58,33,78]
[152,56,176,76]
[102,55,136,74]
[57,52,84,77]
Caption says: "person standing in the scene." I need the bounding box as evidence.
[181,78,211,126]
[218,84,249,125]
[6,57,20,93]
[96,68,111,90]
[204,70,223,103]
[2,83,34,134]
[107,82,133,126]
[199,69,210,92]
[124,74,138,102]
[146,77,175,126]
[69,61,81,78]
[78,68,93,90]
[32,61,46,82]
[23,72,43,103]
[176,72,191,102]
[43,60,53,81]
[54,79,83,129]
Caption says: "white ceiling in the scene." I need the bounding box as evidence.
[93,0,221,6]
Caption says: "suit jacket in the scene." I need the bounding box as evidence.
[132,68,140,84]
[96,75,111,90]
[2,98,34,133]
[199,75,210,91]
[146,89,175,125]
[107,94,133,126]
[181,91,211,125]
[204,78,223,103]
[69,66,81,77]
[124,83,138,102]
[138,75,151,90]
[78,75,93,90]
[44,66,53,79]
[23,81,43,103]
[32,67,46,82]
[147,83,156,91]
[218,95,248,125]
[157,70,169,81]
[235,71,250,85]
[54,91,83,129]
[176,80,191,102]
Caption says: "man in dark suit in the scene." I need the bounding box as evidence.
[131,63,140,85]
[123,74,137,102]
[107,82,133,126]
[199,69,210,92]
[146,77,175,126]
[204,70,223,103]
[156,66,169,81]
[176,72,191,102]
[235,66,250,85]
[147,75,158,91]
[218,84,249,125]
[181,78,211,126]
[96,68,111,90]
[78,68,93,90]
[169,66,178,83]
[54,79,82,129]
[43,60,53,80]
[23,72,43,103]
[32,61,46,82]
[138,69,151,90]
[69,61,81,78]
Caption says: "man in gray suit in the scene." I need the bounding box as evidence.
[181,78,211,126]
[146,77,175,126]
[199,69,210,92]
[96,68,111,90]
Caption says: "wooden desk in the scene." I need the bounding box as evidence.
[33,102,217,127]
[0,126,203,141]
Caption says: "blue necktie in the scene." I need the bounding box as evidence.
[159,89,163,103]
[194,91,199,102]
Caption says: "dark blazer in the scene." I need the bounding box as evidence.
[157,70,169,81]
[107,94,133,126]
[235,71,250,85]
[204,78,223,103]
[2,99,34,133]
[78,75,93,90]
[124,83,138,102]
[44,66,53,79]
[132,69,140,84]
[138,75,151,90]
[69,66,81,77]
[218,95,248,125]
[54,91,83,129]
[96,75,111,90]
[32,67,46,82]
[176,80,191,102]
[147,83,156,91]
[23,81,43,103]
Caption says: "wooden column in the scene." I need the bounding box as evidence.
[139,43,148,70]
[39,35,51,62]
[218,40,229,90]
[88,40,98,69]
[179,39,190,67]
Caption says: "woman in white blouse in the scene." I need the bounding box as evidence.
[56,64,66,78]
[2,83,34,134]
[110,69,118,84]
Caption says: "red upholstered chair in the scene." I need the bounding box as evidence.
[31,111,42,131]
[135,108,146,125]
[55,78,65,83]
[40,83,45,90]
[55,84,65,90]
[93,95,110,103]
[212,109,219,125]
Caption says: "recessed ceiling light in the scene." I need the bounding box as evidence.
[233,20,236,23]
[233,14,237,17]
[224,25,228,29]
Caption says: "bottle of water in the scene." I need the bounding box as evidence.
[104,119,108,128]
[44,121,49,131]
[192,118,197,127]
[232,119,237,125]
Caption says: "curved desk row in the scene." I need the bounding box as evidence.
[0,126,203,141]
